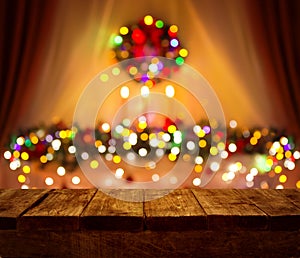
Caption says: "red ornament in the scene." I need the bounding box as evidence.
[131,28,146,45]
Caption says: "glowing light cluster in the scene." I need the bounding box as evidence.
[224,121,300,189]
[4,122,77,187]
[112,15,188,85]
[3,118,300,189]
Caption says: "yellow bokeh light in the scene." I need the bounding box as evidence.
[158,131,164,138]
[95,140,102,148]
[217,142,226,151]
[276,153,284,160]
[266,158,273,167]
[112,67,120,76]
[113,155,121,164]
[119,26,129,35]
[145,80,154,88]
[65,130,71,138]
[222,173,229,182]
[122,128,130,137]
[23,165,31,174]
[285,151,292,158]
[279,174,287,183]
[296,180,300,189]
[197,130,206,138]
[59,130,67,139]
[40,155,47,163]
[147,71,155,79]
[194,165,202,173]
[129,66,138,75]
[250,137,258,145]
[199,139,207,148]
[31,135,38,144]
[140,133,148,141]
[253,130,261,139]
[149,133,156,140]
[179,48,188,57]
[123,142,131,150]
[18,175,26,183]
[274,165,282,174]
[210,147,218,156]
[144,15,153,25]
[168,153,177,161]
[13,150,20,159]
[158,141,165,149]
[169,25,178,33]
[90,160,99,169]
[21,152,29,161]
[210,119,218,129]
[138,121,147,130]
[100,73,109,82]
[236,162,243,170]
[168,125,176,134]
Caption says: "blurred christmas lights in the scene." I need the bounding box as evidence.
[3,15,300,190]
[111,15,188,85]
[3,118,300,189]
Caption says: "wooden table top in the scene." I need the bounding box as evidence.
[1,188,300,232]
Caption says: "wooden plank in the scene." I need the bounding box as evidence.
[144,189,207,231]
[277,189,300,209]
[239,189,300,230]
[0,189,49,229]
[192,189,268,230]
[80,189,143,231]
[18,189,97,231]
[0,230,300,257]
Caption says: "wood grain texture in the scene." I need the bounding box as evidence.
[144,189,207,231]
[239,189,300,230]
[0,189,300,257]
[80,189,143,231]
[277,189,300,209]
[192,189,268,230]
[18,189,97,231]
[0,189,49,229]
[0,230,299,257]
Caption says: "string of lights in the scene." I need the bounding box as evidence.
[3,117,299,189]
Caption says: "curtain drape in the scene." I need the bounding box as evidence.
[0,0,58,148]
[246,0,300,139]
